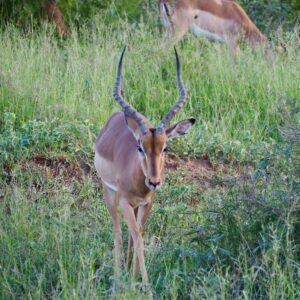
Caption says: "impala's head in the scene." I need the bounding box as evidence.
[113,47,195,190]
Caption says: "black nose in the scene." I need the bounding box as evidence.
[149,180,160,189]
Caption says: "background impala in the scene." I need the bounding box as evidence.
[160,0,268,57]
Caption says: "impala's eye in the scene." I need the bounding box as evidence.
[137,145,144,154]
[163,146,168,153]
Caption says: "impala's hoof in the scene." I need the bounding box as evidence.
[142,284,153,299]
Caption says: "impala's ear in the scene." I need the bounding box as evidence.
[166,118,195,139]
[125,115,141,141]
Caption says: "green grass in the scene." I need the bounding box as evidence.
[0,13,300,299]
[1,20,299,158]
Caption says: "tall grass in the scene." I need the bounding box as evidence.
[0,12,299,299]
[1,18,299,160]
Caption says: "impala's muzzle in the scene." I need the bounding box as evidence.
[145,177,162,190]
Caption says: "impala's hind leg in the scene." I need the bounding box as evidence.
[102,184,123,280]
[227,36,240,61]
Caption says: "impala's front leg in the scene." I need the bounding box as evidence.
[103,185,123,280]
[126,207,138,271]
[120,199,150,291]
[133,203,153,280]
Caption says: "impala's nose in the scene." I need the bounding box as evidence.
[149,179,161,190]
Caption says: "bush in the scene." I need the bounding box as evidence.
[239,0,300,33]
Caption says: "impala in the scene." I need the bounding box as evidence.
[160,0,268,57]
[94,48,195,293]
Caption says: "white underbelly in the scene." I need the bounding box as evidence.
[190,23,227,43]
[94,152,118,192]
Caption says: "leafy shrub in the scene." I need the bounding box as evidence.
[239,0,300,33]
[0,112,97,168]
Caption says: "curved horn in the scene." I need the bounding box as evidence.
[113,47,148,135]
[157,47,188,133]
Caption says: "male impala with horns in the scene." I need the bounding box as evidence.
[160,0,268,58]
[94,47,195,294]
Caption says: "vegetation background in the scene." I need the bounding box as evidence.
[0,0,299,299]
[1,0,300,31]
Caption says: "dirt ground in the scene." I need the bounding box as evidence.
[25,153,251,190]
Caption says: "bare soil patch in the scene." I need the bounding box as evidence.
[21,154,250,190]
[165,153,251,190]
[27,155,92,183]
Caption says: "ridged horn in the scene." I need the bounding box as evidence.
[157,47,188,133]
[113,47,148,135]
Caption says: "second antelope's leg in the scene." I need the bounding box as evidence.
[133,203,153,280]
[120,199,149,287]
[126,207,138,271]
[227,36,240,61]
[102,184,122,279]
